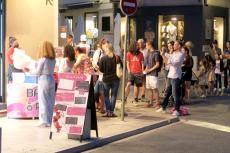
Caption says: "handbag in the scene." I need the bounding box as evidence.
[115,55,123,78]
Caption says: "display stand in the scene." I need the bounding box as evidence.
[7,73,38,119]
[49,73,98,142]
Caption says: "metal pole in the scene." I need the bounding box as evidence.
[121,15,129,121]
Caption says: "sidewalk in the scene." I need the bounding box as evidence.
[0,100,178,153]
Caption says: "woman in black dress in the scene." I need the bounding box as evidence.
[182,46,193,103]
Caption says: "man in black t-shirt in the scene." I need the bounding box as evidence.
[144,41,160,108]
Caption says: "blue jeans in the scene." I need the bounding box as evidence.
[162,78,181,111]
[8,64,14,82]
[103,80,120,112]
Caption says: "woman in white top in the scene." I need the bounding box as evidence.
[58,45,76,73]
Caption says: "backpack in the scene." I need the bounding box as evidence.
[153,51,163,72]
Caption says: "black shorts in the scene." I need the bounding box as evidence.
[128,73,143,87]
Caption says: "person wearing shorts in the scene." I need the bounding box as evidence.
[144,41,160,108]
[125,41,144,103]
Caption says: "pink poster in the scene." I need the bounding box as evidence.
[51,73,91,135]
[7,74,38,118]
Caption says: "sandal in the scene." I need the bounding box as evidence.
[102,112,110,117]
[109,113,117,118]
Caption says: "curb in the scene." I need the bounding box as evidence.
[58,117,180,153]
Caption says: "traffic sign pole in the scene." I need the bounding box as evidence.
[121,15,129,121]
[120,0,137,121]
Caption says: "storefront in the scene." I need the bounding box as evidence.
[0,0,5,103]
[59,0,114,49]
[136,5,229,56]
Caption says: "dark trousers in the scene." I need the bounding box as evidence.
[162,78,181,111]
[215,74,222,89]
[224,68,230,88]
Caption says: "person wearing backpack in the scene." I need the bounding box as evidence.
[144,41,162,108]
[156,41,185,116]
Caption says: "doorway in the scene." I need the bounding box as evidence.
[213,17,224,52]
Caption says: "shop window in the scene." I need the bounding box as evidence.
[158,15,184,47]
[85,12,98,49]
[65,16,73,33]
[213,17,224,52]
[102,16,110,32]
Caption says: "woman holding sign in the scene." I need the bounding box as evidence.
[99,42,121,117]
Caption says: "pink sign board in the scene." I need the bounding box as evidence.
[51,73,91,135]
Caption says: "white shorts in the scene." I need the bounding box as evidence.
[146,75,158,89]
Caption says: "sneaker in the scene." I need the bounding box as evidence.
[172,110,180,116]
[200,94,206,98]
[156,107,166,113]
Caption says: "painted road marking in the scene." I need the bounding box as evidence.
[182,120,230,133]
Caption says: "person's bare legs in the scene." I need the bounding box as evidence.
[153,88,160,108]
[125,82,132,99]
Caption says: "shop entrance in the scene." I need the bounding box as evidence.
[0,0,5,102]
[213,17,224,52]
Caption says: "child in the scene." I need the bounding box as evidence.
[214,54,224,95]
[197,59,207,98]
[207,62,215,95]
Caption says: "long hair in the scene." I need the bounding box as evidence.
[64,45,75,62]
[38,41,55,59]
[128,40,137,54]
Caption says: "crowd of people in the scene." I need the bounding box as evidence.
[7,35,230,126]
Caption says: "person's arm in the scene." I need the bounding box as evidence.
[73,54,83,69]
[99,57,104,73]
[92,50,100,69]
[31,58,45,75]
[146,54,160,73]
[168,53,184,67]
[126,53,131,73]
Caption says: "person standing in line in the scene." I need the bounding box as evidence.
[214,53,224,96]
[144,41,160,109]
[73,46,94,75]
[163,41,174,91]
[7,37,18,83]
[223,41,230,93]
[125,41,144,105]
[197,59,208,98]
[66,34,75,47]
[92,40,107,114]
[58,45,75,73]
[99,43,121,117]
[78,34,90,55]
[156,41,185,116]
[181,46,193,103]
[137,39,148,102]
[28,41,56,127]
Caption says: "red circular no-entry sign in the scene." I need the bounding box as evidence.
[120,0,138,16]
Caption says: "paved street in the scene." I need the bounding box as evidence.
[86,95,230,153]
